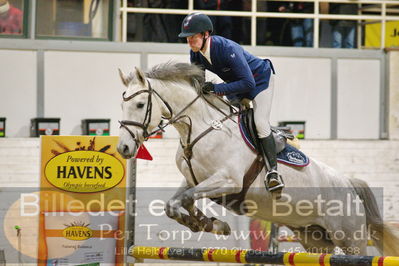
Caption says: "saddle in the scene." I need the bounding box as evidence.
[239,108,293,154]
[239,108,309,167]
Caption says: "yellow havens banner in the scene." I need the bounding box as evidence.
[38,136,126,265]
[365,21,399,48]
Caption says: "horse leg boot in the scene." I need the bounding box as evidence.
[180,190,231,235]
[259,133,284,192]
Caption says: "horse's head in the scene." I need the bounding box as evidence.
[117,67,165,159]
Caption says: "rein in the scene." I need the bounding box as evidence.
[120,79,240,185]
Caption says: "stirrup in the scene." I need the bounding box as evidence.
[264,170,284,192]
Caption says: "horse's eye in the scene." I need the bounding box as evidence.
[136,103,145,109]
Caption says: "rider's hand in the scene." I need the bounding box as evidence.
[202,82,215,94]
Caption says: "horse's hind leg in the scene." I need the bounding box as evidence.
[332,227,368,255]
[336,239,367,255]
[288,225,336,254]
[327,215,368,255]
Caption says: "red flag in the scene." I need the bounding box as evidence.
[135,144,153,160]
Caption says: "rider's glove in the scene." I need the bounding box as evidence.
[202,82,215,94]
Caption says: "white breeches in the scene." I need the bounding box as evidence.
[253,75,274,138]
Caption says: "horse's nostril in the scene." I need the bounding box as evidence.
[123,145,129,154]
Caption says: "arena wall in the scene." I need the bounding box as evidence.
[389,51,399,140]
[0,41,391,140]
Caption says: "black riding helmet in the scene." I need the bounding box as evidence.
[178,12,213,38]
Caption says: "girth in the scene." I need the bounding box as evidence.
[211,155,264,215]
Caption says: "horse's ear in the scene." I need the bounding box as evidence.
[118,68,129,87]
[134,67,146,86]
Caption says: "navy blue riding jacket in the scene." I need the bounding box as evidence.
[190,35,275,100]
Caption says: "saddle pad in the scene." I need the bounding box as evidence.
[239,115,309,167]
[277,144,309,167]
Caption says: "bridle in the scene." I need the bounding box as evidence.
[119,78,239,185]
[119,80,173,146]
[119,78,236,144]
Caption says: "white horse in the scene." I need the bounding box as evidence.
[117,62,399,256]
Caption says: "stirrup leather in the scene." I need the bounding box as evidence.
[264,170,285,192]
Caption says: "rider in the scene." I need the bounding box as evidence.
[178,12,284,192]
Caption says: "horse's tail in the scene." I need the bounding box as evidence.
[349,177,399,256]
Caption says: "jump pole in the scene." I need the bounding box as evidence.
[126,158,143,265]
[278,235,375,247]
[128,246,399,266]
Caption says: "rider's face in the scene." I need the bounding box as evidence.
[186,33,204,52]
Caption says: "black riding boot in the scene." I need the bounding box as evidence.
[259,133,285,192]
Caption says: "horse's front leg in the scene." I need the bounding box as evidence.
[179,170,242,235]
[164,181,203,232]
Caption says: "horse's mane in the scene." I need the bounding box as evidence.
[146,61,205,90]
[146,61,231,112]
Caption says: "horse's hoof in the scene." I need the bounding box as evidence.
[190,227,200,233]
[188,223,200,232]
[213,220,231,235]
[273,189,283,200]
[221,226,231,235]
